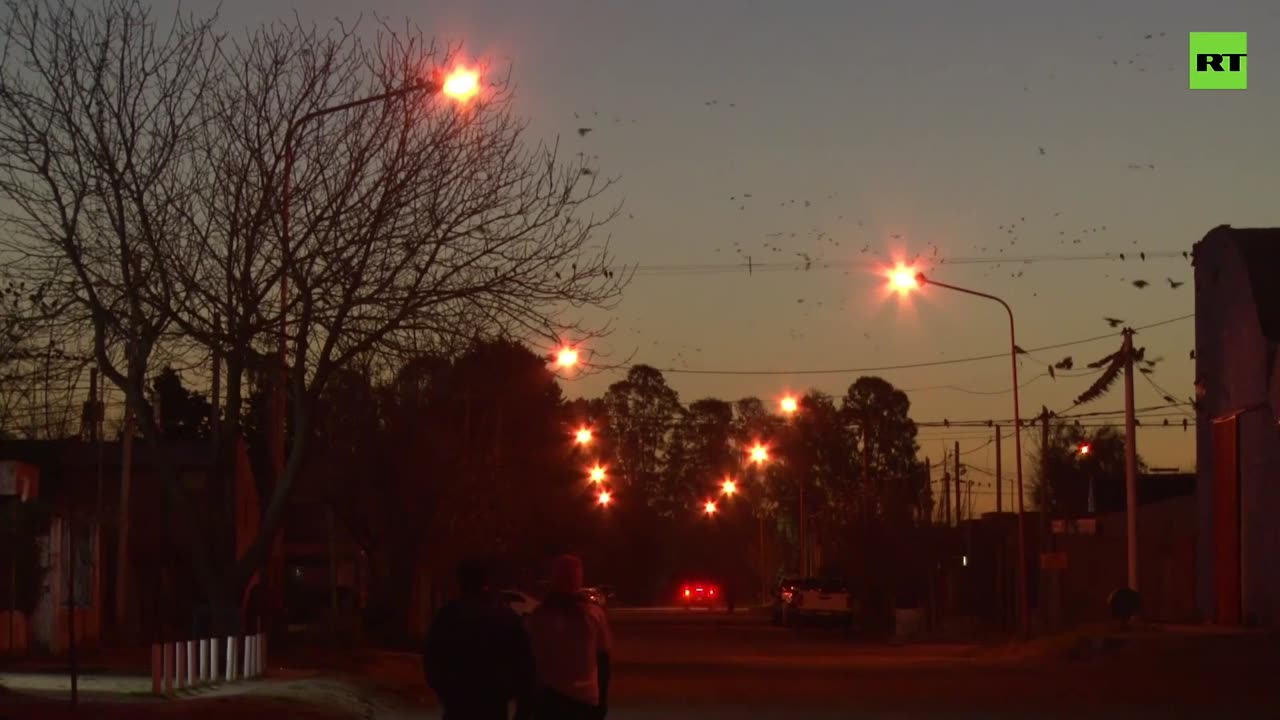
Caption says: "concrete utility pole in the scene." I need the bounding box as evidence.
[995,426,1003,513]
[1122,329,1139,592]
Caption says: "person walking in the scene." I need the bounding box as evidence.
[424,557,535,720]
[517,554,613,720]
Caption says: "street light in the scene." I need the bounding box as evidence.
[274,66,481,516]
[1078,442,1091,456]
[588,464,607,484]
[597,489,612,507]
[704,499,718,516]
[721,477,737,496]
[555,347,580,369]
[748,442,769,465]
[904,269,1031,640]
[779,395,799,416]
[574,427,594,446]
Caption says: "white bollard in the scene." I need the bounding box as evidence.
[151,643,162,696]
[163,642,174,695]
[175,641,186,691]
[226,635,237,682]
[208,637,219,685]
[186,640,196,688]
[198,638,208,685]
[243,634,252,679]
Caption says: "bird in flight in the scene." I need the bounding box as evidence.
[577,128,593,136]
[1132,279,1149,289]
[1104,317,1124,328]
[1167,278,1184,289]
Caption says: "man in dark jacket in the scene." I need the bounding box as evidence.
[424,558,535,720]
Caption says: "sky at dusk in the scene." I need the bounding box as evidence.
[160,0,1279,511]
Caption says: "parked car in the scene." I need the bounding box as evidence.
[579,586,608,608]
[772,577,855,626]
[500,589,539,616]
[679,580,721,609]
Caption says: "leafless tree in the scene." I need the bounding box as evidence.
[1,0,626,617]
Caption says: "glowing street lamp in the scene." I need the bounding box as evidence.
[441,67,480,101]
[894,268,1030,640]
[588,464,607,484]
[779,395,799,416]
[748,443,769,466]
[721,477,737,496]
[574,427,594,446]
[1078,442,1092,456]
[597,489,612,507]
[703,499,718,516]
[555,347,580,369]
[888,263,920,295]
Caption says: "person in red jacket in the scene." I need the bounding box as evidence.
[518,554,613,720]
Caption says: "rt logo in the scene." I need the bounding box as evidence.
[1189,32,1247,89]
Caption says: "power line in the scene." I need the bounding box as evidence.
[631,250,1188,278]
[654,314,1193,377]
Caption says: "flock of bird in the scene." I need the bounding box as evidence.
[568,31,1193,369]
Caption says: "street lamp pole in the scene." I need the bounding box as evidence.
[916,273,1030,640]
[275,76,445,485]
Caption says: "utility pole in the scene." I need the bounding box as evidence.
[941,448,950,526]
[1040,408,1054,631]
[1123,329,1139,592]
[953,441,961,526]
[995,426,1003,513]
[115,391,135,638]
[923,456,931,526]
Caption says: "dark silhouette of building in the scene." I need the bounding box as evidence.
[1194,225,1280,627]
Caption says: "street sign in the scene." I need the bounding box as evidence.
[1040,551,1068,570]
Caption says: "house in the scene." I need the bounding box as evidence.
[1193,225,1280,627]
[0,436,262,654]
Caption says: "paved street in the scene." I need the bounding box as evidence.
[4,611,1279,718]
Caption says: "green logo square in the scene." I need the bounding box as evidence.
[1190,32,1247,89]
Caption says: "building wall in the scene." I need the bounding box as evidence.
[1194,226,1280,626]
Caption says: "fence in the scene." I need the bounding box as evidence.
[150,632,266,696]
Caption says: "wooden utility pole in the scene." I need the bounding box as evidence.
[953,441,961,525]
[1123,329,1139,591]
[941,448,950,526]
[923,456,931,526]
[995,425,1003,513]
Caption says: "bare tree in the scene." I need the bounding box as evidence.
[179,18,626,596]
[2,1,625,621]
[0,0,230,610]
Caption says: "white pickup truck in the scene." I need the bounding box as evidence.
[773,578,856,626]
